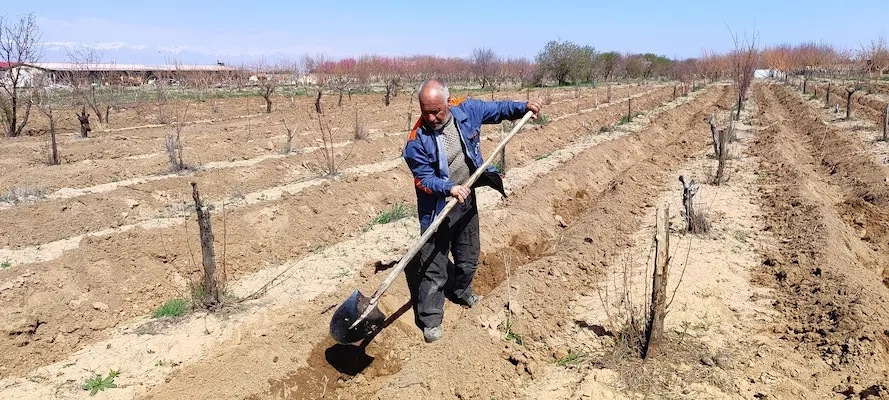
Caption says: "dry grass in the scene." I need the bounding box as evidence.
[353,108,368,140]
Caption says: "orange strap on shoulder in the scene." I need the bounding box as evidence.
[407,117,423,140]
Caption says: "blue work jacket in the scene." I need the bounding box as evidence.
[402,96,530,232]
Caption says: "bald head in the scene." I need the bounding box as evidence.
[418,79,451,130]
[418,79,450,105]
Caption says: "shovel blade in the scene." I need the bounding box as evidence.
[329,289,387,345]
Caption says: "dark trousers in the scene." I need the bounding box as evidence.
[406,192,481,329]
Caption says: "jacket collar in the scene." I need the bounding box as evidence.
[449,104,469,125]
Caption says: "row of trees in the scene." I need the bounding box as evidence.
[3,11,889,138]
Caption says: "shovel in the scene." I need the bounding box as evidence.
[329,110,536,345]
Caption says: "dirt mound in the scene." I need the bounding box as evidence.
[751,82,889,396]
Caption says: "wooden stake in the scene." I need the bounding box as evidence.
[191,182,219,308]
[644,203,670,359]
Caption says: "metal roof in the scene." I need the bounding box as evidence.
[24,62,236,72]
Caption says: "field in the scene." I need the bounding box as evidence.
[2,77,889,400]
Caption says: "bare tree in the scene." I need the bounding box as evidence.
[66,44,109,124]
[0,13,42,137]
[727,24,759,120]
[258,73,276,114]
[471,47,498,89]
[862,36,889,79]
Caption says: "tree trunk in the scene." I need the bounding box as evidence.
[825,83,831,108]
[627,98,632,122]
[607,85,611,103]
[315,90,323,114]
[679,176,700,233]
[716,130,728,185]
[49,113,59,165]
[191,182,220,308]
[709,113,720,157]
[883,103,889,141]
[76,106,91,138]
[7,95,18,137]
[846,89,856,120]
[264,96,272,113]
[735,92,743,121]
[644,203,670,359]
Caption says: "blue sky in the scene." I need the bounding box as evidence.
[4,0,887,65]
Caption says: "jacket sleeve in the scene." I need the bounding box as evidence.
[465,98,529,124]
[403,139,454,197]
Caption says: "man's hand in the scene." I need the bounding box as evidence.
[525,100,543,119]
[450,185,470,203]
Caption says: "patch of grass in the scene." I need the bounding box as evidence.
[618,112,643,125]
[82,369,119,396]
[503,317,524,345]
[365,202,411,231]
[555,349,588,366]
[534,153,551,161]
[0,260,10,269]
[152,298,190,318]
[0,185,46,205]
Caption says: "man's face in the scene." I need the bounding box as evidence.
[419,93,449,130]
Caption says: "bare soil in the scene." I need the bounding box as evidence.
[8,78,888,400]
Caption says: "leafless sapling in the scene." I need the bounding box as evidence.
[0,13,41,137]
[727,24,760,120]
[32,80,59,165]
[281,117,296,154]
[845,85,862,120]
[190,182,221,308]
[164,104,189,172]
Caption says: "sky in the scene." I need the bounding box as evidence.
[3,0,888,66]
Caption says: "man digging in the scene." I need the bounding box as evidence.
[403,79,542,343]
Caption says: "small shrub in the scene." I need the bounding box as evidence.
[82,369,119,396]
[353,109,369,140]
[0,185,45,205]
[0,260,10,269]
[153,298,190,318]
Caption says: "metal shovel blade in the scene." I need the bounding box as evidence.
[329,289,387,345]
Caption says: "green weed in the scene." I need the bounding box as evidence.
[555,349,588,366]
[82,369,119,396]
[503,317,524,345]
[364,202,411,231]
[152,298,190,318]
